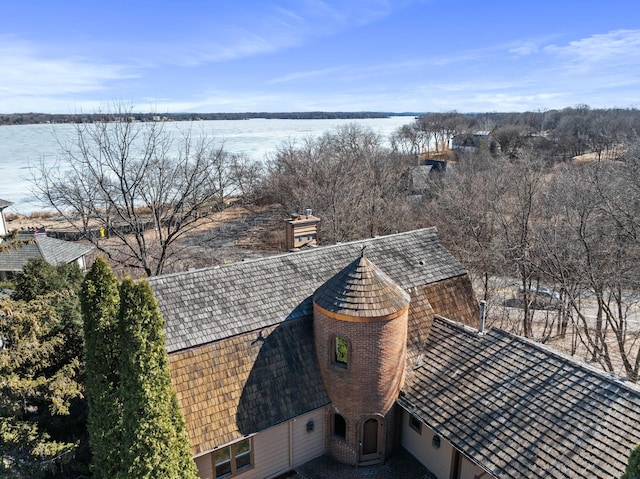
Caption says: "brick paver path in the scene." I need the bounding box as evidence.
[293,449,436,479]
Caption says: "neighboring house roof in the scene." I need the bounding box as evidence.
[0,234,94,272]
[0,199,13,210]
[399,317,640,479]
[151,227,470,354]
[400,165,433,195]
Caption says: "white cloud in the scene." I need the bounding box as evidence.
[509,42,540,56]
[0,36,135,101]
[544,29,640,70]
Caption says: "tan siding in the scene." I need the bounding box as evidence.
[195,454,213,479]
[400,410,453,479]
[242,424,290,479]
[460,456,487,479]
[194,423,290,479]
[291,409,327,466]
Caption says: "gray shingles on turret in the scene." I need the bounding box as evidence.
[313,254,410,318]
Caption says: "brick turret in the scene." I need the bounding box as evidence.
[313,252,409,466]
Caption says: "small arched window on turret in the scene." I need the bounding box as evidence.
[334,336,348,366]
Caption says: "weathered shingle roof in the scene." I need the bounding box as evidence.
[169,316,329,455]
[313,255,410,318]
[0,199,13,210]
[151,227,468,353]
[0,235,94,272]
[399,317,640,479]
[169,274,478,454]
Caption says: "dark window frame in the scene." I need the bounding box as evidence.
[409,414,422,434]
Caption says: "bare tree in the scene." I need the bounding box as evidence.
[494,150,547,338]
[33,111,236,276]
[424,150,509,301]
[261,124,412,243]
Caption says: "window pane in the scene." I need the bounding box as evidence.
[235,439,251,455]
[214,447,230,464]
[214,447,231,478]
[236,451,251,471]
[334,414,346,438]
[235,439,251,471]
[215,461,232,478]
[335,337,348,364]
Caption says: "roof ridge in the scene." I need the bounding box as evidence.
[150,226,440,282]
[153,227,464,353]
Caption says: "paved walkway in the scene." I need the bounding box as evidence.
[294,449,436,479]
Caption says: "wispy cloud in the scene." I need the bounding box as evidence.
[545,29,640,71]
[267,66,351,84]
[0,36,134,99]
[509,41,541,57]
[139,1,410,68]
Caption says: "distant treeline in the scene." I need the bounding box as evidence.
[0,111,418,126]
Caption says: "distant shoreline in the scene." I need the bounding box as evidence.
[0,111,421,127]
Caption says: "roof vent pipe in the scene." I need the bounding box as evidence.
[478,300,486,335]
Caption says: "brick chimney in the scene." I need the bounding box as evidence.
[284,208,320,251]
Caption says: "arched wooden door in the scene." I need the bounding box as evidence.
[360,418,383,464]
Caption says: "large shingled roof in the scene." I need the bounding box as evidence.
[398,317,640,479]
[150,227,468,353]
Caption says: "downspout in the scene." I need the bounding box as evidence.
[288,420,294,468]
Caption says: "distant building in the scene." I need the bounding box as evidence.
[0,199,12,238]
[149,226,640,479]
[451,131,493,152]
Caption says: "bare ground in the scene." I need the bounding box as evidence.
[5,204,289,277]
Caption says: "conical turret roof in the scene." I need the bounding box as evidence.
[313,253,410,319]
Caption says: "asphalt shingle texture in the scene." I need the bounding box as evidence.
[0,234,94,272]
[399,317,640,479]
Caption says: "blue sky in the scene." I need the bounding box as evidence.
[1,0,639,113]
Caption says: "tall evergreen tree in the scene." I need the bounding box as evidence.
[0,294,85,478]
[80,257,122,479]
[118,277,197,479]
[624,444,640,479]
[14,258,84,302]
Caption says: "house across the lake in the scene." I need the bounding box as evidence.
[149,226,640,479]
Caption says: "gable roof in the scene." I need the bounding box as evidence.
[150,227,468,353]
[0,199,13,210]
[0,234,94,272]
[399,317,640,479]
